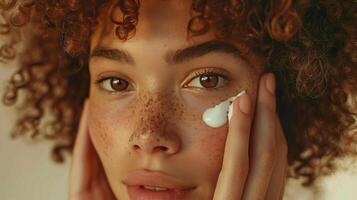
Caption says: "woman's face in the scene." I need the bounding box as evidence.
[88,0,263,199]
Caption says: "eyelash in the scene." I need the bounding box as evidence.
[185,68,230,91]
[95,68,230,94]
[94,74,133,94]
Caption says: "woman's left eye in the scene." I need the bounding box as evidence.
[184,69,230,90]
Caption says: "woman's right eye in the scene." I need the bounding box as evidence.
[96,77,133,93]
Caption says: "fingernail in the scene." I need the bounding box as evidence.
[228,102,234,123]
[265,73,276,95]
[239,94,251,115]
[228,90,246,122]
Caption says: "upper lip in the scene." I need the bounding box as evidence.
[122,169,196,191]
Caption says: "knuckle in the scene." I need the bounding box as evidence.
[257,104,276,125]
[221,161,249,178]
[243,161,250,172]
[238,159,250,176]
[239,163,250,177]
[234,119,251,135]
[258,91,276,112]
[237,124,250,135]
[267,100,277,114]
[260,155,275,171]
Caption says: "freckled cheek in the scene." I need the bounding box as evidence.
[179,94,229,171]
[189,124,228,184]
[201,131,227,163]
[182,116,228,188]
[87,103,133,161]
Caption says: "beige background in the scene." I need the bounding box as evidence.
[1,61,356,200]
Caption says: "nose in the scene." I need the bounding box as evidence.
[129,92,183,155]
[129,129,181,155]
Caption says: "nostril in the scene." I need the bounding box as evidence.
[132,145,168,152]
[133,144,140,151]
[154,146,168,152]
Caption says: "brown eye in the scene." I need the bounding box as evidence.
[185,72,228,90]
[111,78,128,91]
[199,74,219,88]
[99,77,131,93]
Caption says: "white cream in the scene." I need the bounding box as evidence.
[202,90,246,128]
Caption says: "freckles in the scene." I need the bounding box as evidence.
[89,106,117,162]
[199,127,227,164]
[129,91,184,142]
[101,129,112,159]
[90,118,112,160]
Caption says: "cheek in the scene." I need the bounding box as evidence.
[181,111,228,186]
[196,126,227,180]
[199,129,227,164]
[88,111,112,159]
[87,99,133,162]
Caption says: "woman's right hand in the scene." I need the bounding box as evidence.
[213,73,288,200]
[68,100,116,200]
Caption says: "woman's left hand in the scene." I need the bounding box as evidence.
[242,73,288,199]
[213,73,288,200]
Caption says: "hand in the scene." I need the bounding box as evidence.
[68,100,116,200]
[213,73,288,200]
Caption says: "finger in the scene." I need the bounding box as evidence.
[68,100,116,200]
[69,99,95,196]
[242,73,277,200]
[213,93,253,200]
[265,117,289,200]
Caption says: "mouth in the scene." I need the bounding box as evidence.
[126,185,194,200]
[123,169,196,200]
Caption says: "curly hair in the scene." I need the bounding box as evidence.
[1,0,356,187]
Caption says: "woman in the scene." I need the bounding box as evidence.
[1,0,356,199]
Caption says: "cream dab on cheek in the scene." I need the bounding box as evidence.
[202,90,246,128]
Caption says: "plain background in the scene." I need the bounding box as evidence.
[1,60,357,200]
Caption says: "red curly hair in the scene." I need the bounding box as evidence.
[1,0,356,187]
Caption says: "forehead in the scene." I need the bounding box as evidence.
[89,0,263,69]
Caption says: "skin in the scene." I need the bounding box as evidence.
[68,0,288,199]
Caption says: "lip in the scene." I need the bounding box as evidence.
[122,169,196,200]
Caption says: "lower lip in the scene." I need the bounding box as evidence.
[126,185,193,200]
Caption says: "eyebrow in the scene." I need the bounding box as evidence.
[90,47,135,65]
[167,40,243,64]
[90,40,243,65]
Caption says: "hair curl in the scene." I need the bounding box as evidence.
[1,0,356,187]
